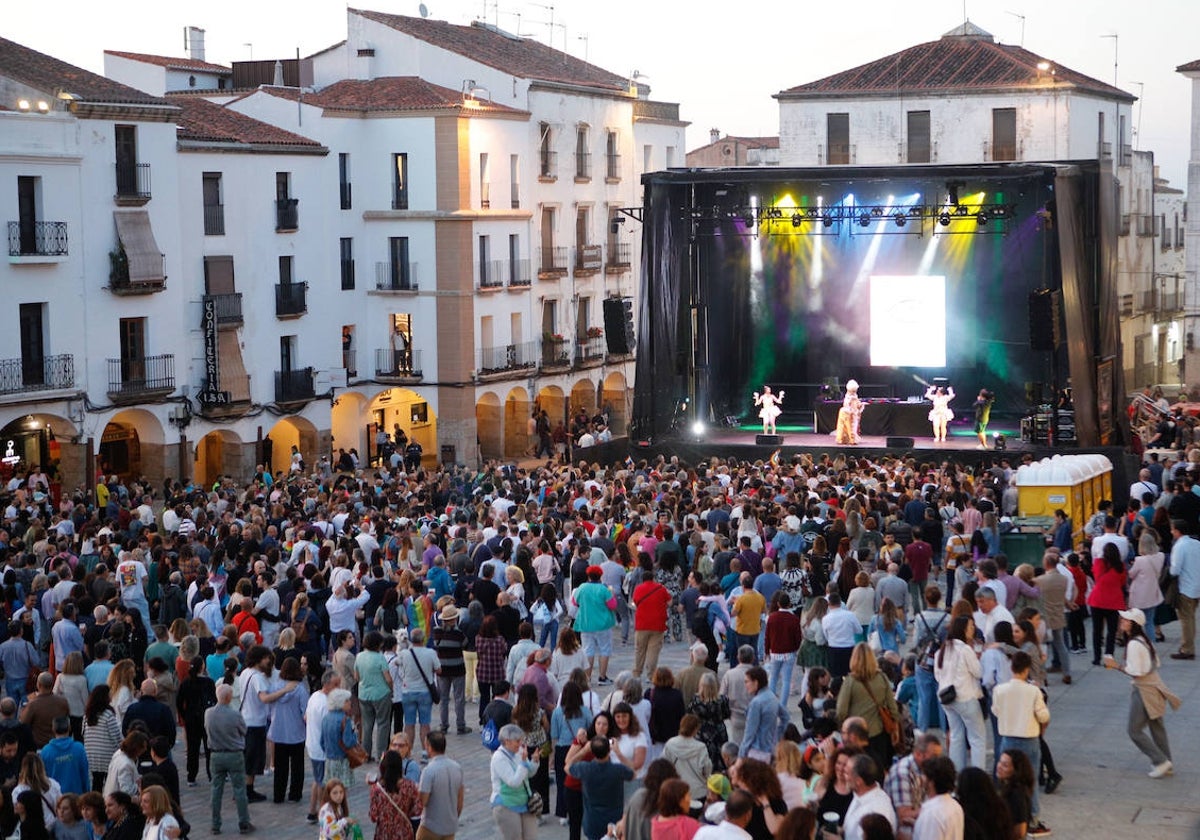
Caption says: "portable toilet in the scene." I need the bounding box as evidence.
[1016,454,1113,545]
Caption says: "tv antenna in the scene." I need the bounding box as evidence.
[419,3,429,18]
[1005,11,1025,46]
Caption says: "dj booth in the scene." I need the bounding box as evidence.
[814,400,931,437]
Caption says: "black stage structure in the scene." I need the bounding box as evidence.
[630,161,1128,454]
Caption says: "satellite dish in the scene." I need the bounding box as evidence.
[419,3,429,17]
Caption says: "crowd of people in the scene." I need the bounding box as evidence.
[0,442,1194,840]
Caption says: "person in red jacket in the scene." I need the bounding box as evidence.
[631,557,672,679]
[764,592,803,701]
[1066,553,1089,653]
[1087,543,1128,666]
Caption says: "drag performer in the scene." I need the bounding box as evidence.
[753,385,785,435]
[926,384,956,442]
[974,389,995,448]
[836,379,863,445]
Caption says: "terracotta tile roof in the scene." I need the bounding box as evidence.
[352,8,628,92]
[0,36,170,107]
[105,50,232,75]
[1177,59,1200,73]
[254,77,526,114]
[778,31,1135,102]
[166,94,324,149]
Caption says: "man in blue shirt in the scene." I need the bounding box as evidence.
[1169,519,1200,659]
[567,737,633,840]
[41,716,88,794]
[84,641,114,691]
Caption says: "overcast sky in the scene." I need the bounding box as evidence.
[7,0,1197,187]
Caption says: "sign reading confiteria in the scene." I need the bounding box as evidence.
[198,298,231,406]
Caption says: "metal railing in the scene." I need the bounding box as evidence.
[274,282,307,317]
[7,221,68,257]
[206,293,243,325]
[342,349,357,377]
[108,353,174,396]
[275,198,299,231]
[275,367,314,402]
[541,337,569,366]
[824,143,854,165]
[375,348,422,378]
[539,247,568,274]
[479,261,505,289]
[575,335,607,363]
[115,162,151,200]
[375,261,419,291]
[606,153,621,180]
[606,242,631,267]
[481,182,491,209]
[507,258,531,287]
[538,150,557,179]
[203,204,224,236]
[575,151,591,180]
[478,341,537,373]
[0,354,74,395]
[574,244,603,272]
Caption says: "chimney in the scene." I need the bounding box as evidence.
[184,26,206,62]
[273,60,285,87]
[710,128,720,145]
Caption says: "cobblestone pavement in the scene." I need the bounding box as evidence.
[177,621,1200,840]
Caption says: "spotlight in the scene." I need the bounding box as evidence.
[858,212,871,227]
[955,204,970,216]
[17,99,30,111]
[993,433,1006,451]
[976,211,990,227]
[806,207,821,218]
[870,206,884,217]
[691,421,706,438]
[36,101,49,112]
[893,212,907,228]
[938,212,951,227]
[822,213,834,228]
[791,214,802,228]
[767,207,782,219]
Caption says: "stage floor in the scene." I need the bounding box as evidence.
[710,428,1030,453]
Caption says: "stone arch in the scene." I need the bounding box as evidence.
[476,392,503,460]
[194,429,245,489]
[367,388,437,469]
[570,378,596,418]
[0,413,78,497]
[266,415,320,475]
[99,409,167,482]
[331,390,370,464]
[503,386,532,459]
[535,385,565,427]
[601,371,629,435]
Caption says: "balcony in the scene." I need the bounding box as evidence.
[574,244,603,274]
[114,162,151,205]
[822,144,854,165]
[203,204,225,236]
[275,198,299,232]
[274,282,307,318]
[375,261,419,292]
[541,336,570,368]
[1161,292,1183,313]
[575,151,592,181]
[538,150,557,180]
[507,259,531,288]
[275,367,314,403]
[575,335,607,365]
[606,242,631,272]
[108,248,165,295]
[479,260,505,290]
[0,354,74,397]
[481,182,491,209]
[606,153,621,182]
[478,341,537,375]
[343,349,357,378]
[1140,290,1157,314]
[107,354,175,403]
[538,246,568,277]
[375,348,423,380]
[8,221,68,259]
[206,293,243,326]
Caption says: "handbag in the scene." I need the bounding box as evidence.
[938,684,958,705]
[410,649,441,705]
[524,783,545,817]
[339,716,368,769]
[862,676,901,748]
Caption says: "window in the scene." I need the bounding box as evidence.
[478,235,493,286]
[14,176,41,255]
[576,207,590,249]
[992,109,1016,161]
[826,114,850,164]
[390,314,414,374]
[480,153,490,209]
[606,130,620,180]
[666,146,676,168]
[339,153,352,210]
[1119,114,1128,164]
[481,315,494,349]
[576,296,590,339]
[278,255,294,285]
[509,234,521,284]
[275,172,297,231]
[19,303,45,387]
[906,111,930,164]
[279,335,296,373]
[539,123,555,179]
[643,144,652,173]
[392,153,408,210]
[388,237,413,289]
[114,125,139,195]
[342,325,356,375]
[202,172,224,235]
[340,237,354,290]
[575,125,590,180]
[276,172,291,201]
[542,299,557,336]
[510,154,520,209]
[119,317,147,381]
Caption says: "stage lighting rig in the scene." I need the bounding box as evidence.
[791,214,803,228]
[947,180,965,206]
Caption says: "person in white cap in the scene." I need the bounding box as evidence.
[1103,608,1182,778]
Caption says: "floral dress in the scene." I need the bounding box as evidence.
[368,779,420,840]
[655,566,685,642]
[687,695,730,771]
[318,804,355,840]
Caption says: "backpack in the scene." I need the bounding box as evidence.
[917,612,947,670]
[481,717,501,751]
[291,608,315,643]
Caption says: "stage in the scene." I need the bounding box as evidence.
[710,427,1027,453]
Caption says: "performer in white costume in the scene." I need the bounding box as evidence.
[836,380,863,445]
[753,385,785,435]
[926,384,956,442]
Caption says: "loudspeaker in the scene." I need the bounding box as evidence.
[886,436,915,448]
[603,297,636,355]
[756,434,784,445]
[1028,289,1061,352]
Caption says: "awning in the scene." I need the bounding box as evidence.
[113,210,164,284]
[218,330,251,401]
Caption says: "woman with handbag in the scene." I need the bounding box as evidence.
[367,751,420,840]
[513,684,552,816]
[490,723,540,840]
[319,689,363,788]
[396,628,441,751]
[833,643,900,772]
[932,615,987,770]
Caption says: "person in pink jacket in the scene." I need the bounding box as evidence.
[1087,543,1127,666]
